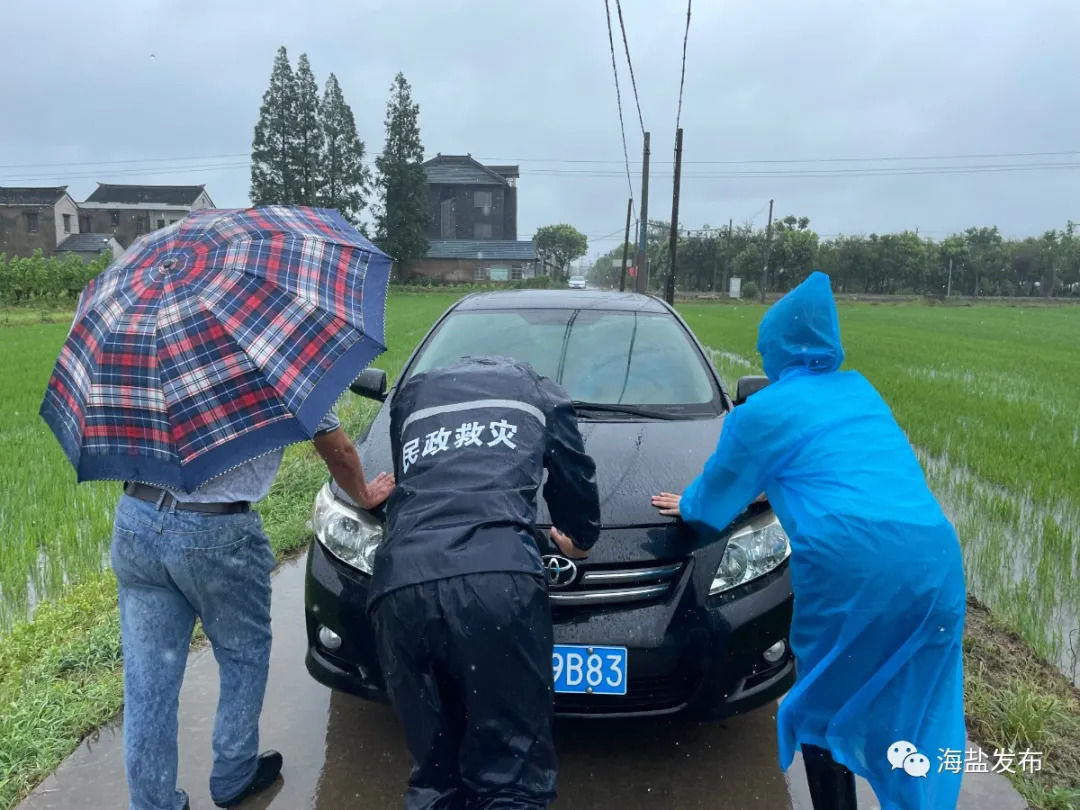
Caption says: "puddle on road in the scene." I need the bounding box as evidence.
[19,554,798,810]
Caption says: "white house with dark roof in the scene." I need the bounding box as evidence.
[0,186,81,258]
[78,183,214,247]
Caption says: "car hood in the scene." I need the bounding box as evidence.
[339,401,726,528]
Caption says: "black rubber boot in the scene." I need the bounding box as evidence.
[803,744,858,810]
[213,751,283,808]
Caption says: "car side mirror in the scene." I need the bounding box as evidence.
[349,368,388,402]
[735,375,769,405]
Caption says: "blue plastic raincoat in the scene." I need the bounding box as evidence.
[680,272,966,810]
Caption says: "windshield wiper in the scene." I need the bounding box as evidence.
[571,401,681,420]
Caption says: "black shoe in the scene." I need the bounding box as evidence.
[213,751,283,808]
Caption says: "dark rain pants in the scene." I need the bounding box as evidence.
[803,744,858,810]
[371,572,557,810]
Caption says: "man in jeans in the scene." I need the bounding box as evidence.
[112,409,393,810]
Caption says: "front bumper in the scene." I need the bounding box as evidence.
[304,537,795,719]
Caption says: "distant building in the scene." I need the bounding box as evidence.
[0,186,81,258]
[419,239,545,283]
[413,155,545,282]
[56,232,124,263]
[424,154,518,241]
[79,184,214,247]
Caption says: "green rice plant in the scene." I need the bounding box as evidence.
[0,292,457,630]
[685,301,1080,681]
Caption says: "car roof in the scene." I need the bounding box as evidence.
[453,289,671,313]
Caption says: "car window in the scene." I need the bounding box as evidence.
[407,308,717,410]
[408,310,570,380]
[562,310,715,405]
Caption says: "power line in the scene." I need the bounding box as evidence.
[745,203,769,224]
[586,225,630,239]
[0,152,250,171]
[0,162,252,183]
[8,161,1080,186]
[6,154,1080,185]
[614,0,646,135]
[603,0,636,217]
[519,160,1080,178]
[476,149,1080,166]
[676,0,692,130]
[2,147,1077,176]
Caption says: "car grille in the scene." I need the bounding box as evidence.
[548,561,685,607]
[554,674,691,714]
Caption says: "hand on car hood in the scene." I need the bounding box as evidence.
[338,404,727,528]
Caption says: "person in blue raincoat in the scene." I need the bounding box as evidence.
[652,272,966,810]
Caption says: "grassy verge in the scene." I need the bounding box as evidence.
[965,600,1080,809]
[0,307,81,328]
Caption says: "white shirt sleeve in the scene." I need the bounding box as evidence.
[315,407,341,436]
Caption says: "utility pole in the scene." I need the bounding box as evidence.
[664,128,684,305]
[723,217,732,296]
[618,197,632,292]
[634,132,651,294]
[760,199,774,303]
[711,237,720,293]
[947,256,953,298]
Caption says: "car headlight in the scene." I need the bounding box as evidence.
[710,511,790,595]
[312,482,384,575]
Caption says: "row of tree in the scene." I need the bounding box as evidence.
[250,48,429,273]
[587,218,1080,297]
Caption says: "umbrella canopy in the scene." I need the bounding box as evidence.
[40,206,391,493]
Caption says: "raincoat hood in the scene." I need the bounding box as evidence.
[756,271,844,382]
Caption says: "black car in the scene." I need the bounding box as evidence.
[305,290,795,719]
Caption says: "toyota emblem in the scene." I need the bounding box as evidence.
[542,555,578,589]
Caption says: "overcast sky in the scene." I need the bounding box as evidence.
[3,0,1079,264]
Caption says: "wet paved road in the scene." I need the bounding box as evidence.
[20,556,1023,810]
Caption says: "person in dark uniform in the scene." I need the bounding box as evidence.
[369,356,601,810]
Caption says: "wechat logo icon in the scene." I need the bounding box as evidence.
[888,740,930,778]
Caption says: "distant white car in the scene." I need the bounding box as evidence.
[568,276,587,289]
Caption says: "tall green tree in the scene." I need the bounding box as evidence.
[963,226,1006,296]
[319,73,370,224]
[250,46,299,205]
[294,54,324,206]
[375,73,429,276]
[534,224,588,280]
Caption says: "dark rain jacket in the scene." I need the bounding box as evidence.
[367,356,601,607]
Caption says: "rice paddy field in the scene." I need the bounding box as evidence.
[2,294,1076,681]
[0,293,458,631]
[688,301,1080,685]
[1,293,1078,808]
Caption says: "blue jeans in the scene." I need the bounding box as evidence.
[111,494,275,810]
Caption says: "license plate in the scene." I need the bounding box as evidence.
[552,645,628,695]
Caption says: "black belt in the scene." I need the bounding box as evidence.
[123,482,250,514]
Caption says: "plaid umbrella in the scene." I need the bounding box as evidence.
[40,206,391,493]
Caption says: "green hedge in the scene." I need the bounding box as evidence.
[0,251,112,306]
[0,252,561,307]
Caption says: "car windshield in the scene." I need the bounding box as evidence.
[407,308,719,415]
